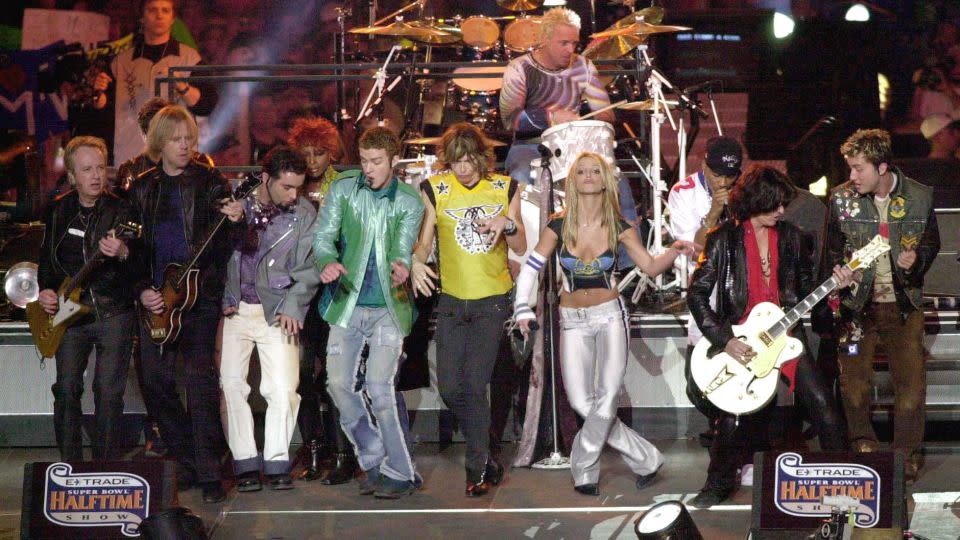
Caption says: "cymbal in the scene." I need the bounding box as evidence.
[583,7,664,61]
[497,0,543,12]
[349,20,455,41]
[617,99,678,111]
[404,136,507,147]
[409,20,463,45]
[591,21,691,39]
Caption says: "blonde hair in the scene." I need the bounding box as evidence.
[145,104,198,162]
[438,122,494,181]
[560,152,622,253]
[64,136,107,184]
[840,128,892,168]
[541,7,581,41]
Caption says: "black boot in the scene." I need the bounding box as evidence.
[321,452,358,485]
[302,439,330,481]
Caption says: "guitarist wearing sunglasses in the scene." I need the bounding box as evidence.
[127,105,242,504]
[37,136,139,463]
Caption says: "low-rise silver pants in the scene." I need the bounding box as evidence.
[559,298,663,486]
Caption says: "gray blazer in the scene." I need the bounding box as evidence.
[223,196,318,323]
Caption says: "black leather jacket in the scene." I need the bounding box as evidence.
[688,220,815,352]
[37,190,138,318]
[127,160,232,303]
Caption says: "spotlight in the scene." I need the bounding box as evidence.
[809,176,829,197]
[543,0,567,5]
[845,3,870,22]
[773,12,796,39]
[634,501,703,540]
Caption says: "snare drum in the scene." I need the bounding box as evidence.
[504,16,542,52]
[460,16,500,52]
[533,120,616,182]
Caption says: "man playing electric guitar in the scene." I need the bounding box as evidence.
[127,105,242,504]
[37,136,138,462]
[686,166,851,507]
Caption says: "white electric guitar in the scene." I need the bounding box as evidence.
[689,235,890,415]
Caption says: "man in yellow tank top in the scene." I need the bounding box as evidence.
[411,123,526,496]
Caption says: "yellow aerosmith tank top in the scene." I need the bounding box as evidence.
[428,171,513,299]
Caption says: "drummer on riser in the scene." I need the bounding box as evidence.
[499,7,615,185]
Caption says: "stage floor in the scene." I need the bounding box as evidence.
[3,440,960,539]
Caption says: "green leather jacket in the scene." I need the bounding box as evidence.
[826,167,940,315]
[313,170,424,335]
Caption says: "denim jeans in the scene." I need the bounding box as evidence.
[435,293,511,473]
[53,311,136,461]
[326,307,416,482]
[559,298,663,486]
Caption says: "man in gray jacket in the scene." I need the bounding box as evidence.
[220,146,318,491]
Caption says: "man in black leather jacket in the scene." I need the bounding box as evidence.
[37,136,138,462]
[126,105,242,504]
[686,166,850,507]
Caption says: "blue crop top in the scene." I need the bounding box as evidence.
[547,217,631,292]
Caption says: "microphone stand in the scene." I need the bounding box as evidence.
[530,146,570,470]
[334,6,352,129]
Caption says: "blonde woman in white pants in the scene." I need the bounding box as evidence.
[514,152,697,495]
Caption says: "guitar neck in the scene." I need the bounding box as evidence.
[65,252,108,296]
[175,214,229,286]
[767,270,850,340]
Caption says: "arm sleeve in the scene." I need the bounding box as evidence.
[582,59,614,123]
[278,206,321,322]
[687,230,734,349]
[499,60,549,134]
[667,189,699,243]
[907,205,940,285]
[313,180,345,269]
[513,251,546,321]
[387,190,425,269]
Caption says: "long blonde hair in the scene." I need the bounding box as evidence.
[560,152,622,252]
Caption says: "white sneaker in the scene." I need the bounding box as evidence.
[740,464,754,487]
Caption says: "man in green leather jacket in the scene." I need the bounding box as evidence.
[827,128,940,484]
[313,127,424,498]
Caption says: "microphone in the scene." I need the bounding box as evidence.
[682,79,721,95]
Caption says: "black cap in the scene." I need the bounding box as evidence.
[705,136,743,177]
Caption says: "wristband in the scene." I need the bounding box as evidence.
[504,218,518,236]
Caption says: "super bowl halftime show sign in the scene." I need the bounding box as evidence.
[22,460,172,539]
[43,462,150,536]
[774,452,881,527]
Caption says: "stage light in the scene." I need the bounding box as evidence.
[772,12,795,39]
[845,3,870,22]
[809,176,829,197]
[543,0,567,5]
[634,501,703,540]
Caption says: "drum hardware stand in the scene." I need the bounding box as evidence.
[618,44,687,302]
[334,6,353,129]
[355,43,403,126]
[373,0,425,26]
[530,145,570,471]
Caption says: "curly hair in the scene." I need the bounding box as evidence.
[729,165,796,222]
[840,128,892,168]
[137,97,171,135]
[287,116,344,162]
[357,126,401,159]
[438,122,494,181]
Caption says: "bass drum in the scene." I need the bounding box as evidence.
[504,16,542,53]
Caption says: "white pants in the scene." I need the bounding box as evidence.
[220,302,301,475]
[559,298,663,486]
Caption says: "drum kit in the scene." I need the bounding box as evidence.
[342,1,713,298]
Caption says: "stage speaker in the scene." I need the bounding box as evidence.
[750,451,906,539]
[21,460,176,539]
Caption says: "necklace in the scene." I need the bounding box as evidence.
[760,252,771,278]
